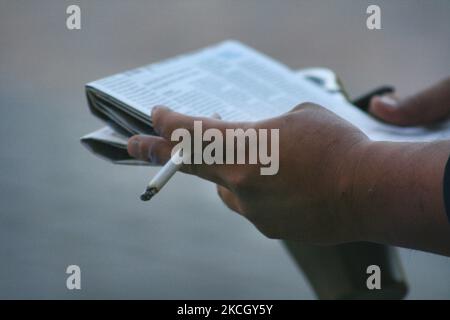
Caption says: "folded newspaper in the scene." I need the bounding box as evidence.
[81,40,450,165]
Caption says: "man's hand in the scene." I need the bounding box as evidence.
[128,104,370,244]
[128,88,450,255]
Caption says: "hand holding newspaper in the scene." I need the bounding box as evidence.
[81,40,450,166]
[81,65,348,165]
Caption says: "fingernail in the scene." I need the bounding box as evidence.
[128,138,141,158]
[151,105,171,119]
[379,95,398,109]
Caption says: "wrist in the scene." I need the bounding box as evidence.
[344,140,392,242]
[342,139,450,252]
[334,138,374,242]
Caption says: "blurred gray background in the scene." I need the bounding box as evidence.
[0,0,449,299]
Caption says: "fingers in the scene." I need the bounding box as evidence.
[127,135,172,164]
[151,106,230,140]
[368,78,450,126]
[216,185,243,214]
[148,106,253,186]
[127,133,230,186]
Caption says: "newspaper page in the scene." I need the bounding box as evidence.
[83,41,450,165]
[81,66,347,164]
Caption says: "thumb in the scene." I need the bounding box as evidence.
[368,78,450,126]
[368,95,409,125]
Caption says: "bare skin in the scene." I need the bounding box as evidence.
[128,78,450,256]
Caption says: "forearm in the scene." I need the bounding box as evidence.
[350,140,450,255]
